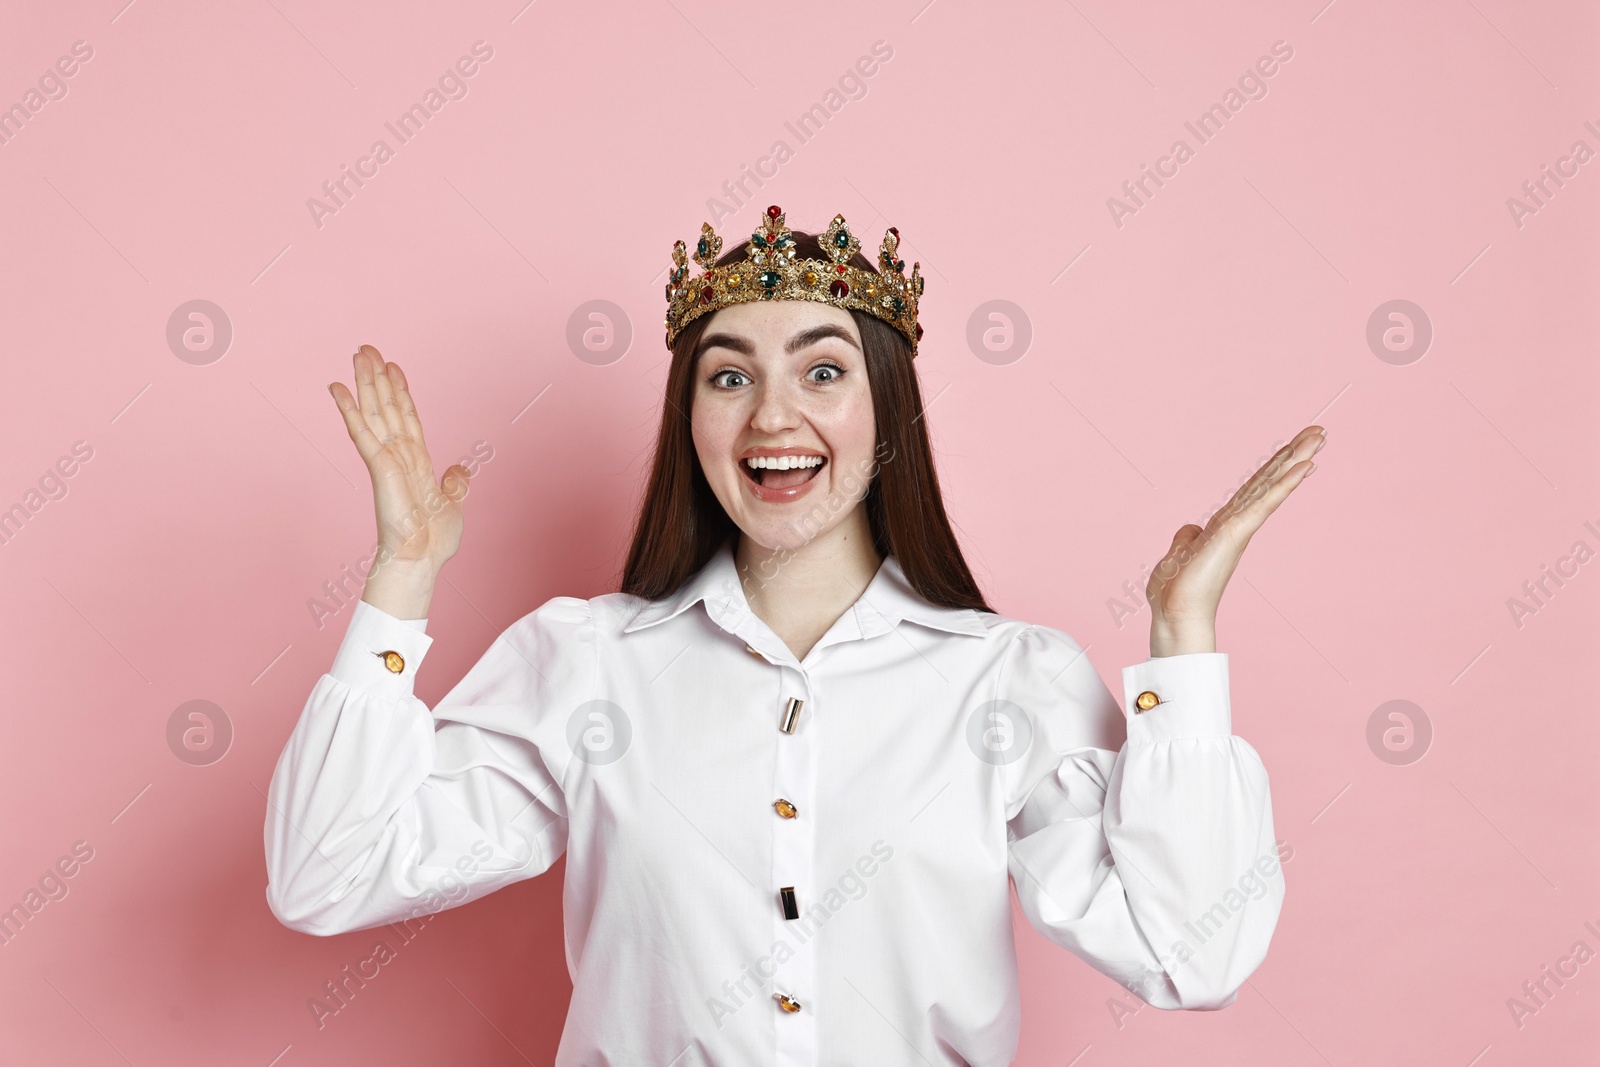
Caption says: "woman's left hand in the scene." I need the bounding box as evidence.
[1146,425,1326,657]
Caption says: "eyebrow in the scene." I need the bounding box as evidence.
[694,323,861,360]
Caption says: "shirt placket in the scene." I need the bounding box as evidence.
[771,659,817,1066]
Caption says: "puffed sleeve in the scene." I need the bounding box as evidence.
[999,625,1284,1009]
[263,595,595,936]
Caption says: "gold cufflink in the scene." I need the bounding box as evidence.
[1134,690,1160,713]
[780,886,799,920]
[377,650,405,673]
[779,697,804,734]
[773,993,802,1013]
[773,798,798,819]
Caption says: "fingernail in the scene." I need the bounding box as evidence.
[1304,462,1317,477]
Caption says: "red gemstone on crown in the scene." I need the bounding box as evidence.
[829,280,849,298]
[836,265,846,273]
[888,226,899,237]
[700,286,713,304]
[767,205,782,219]
[914,323,924,341]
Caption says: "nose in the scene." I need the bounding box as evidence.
[749,376,802,435]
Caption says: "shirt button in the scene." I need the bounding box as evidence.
[779,697,804,734]
[773,798,798,819]
[378,650,405,673]
[1134,690,1160,713]
[773,993,802,1013]
[744,644,763,658]
[779,886,800,920]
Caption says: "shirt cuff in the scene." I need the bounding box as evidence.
[328,598,435,700]
[1121,652,1231,742]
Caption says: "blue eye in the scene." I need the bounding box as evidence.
[807,363,844,383]
[710,369,751,389]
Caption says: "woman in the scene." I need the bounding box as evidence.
[265,206,1320,1065]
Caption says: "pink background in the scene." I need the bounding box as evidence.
[1,0,1596,1063]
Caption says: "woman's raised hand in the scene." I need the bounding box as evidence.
[1145,425,1325,657]
[329,345,469,618]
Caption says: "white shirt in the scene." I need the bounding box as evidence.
[264,543,1284,1066]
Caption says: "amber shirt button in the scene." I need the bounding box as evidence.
[1134,690,1160,713]
[379,650,405,674]
[773,993,802,1013]
[773,798,798,819]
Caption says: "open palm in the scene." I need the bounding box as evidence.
[1146,425,1325,656]
[329,345,469,574]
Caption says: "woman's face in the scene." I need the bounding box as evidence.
[690,299,878,555]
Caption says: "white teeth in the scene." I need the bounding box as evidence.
[745,455,824,470]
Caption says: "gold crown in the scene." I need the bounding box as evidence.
[664,205,924,357]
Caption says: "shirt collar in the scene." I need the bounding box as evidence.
[621,542,990,641]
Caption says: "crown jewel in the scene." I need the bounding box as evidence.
[664,205,925,357]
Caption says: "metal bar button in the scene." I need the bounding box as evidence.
[779,886,799,921]
[779,697,804,734]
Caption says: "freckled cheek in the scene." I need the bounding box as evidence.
[690,400,744,487]
[813,392,877,472]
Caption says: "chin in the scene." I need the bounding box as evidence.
[736,520,832,557]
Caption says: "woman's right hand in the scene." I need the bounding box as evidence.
[330,345,469,618]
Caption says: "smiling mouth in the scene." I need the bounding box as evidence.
[741,454,827,491]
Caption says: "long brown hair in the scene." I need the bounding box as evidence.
[620,228,993,613]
